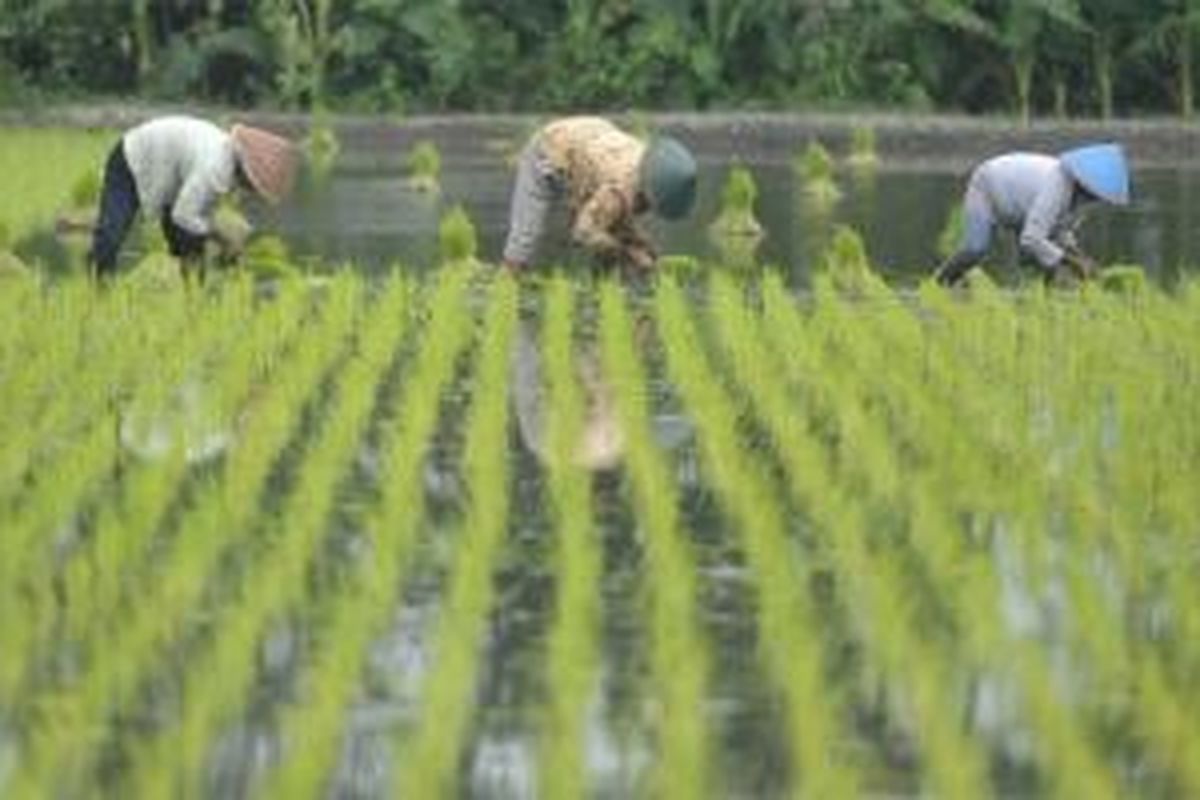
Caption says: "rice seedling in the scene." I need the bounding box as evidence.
[255,265,479,799]
[407,140,442,192]
[120,274,414,798]
[846,124,880,172]
[653,276,859,797]
[819,225,885,294]
[7,277,365,797]
[599,281,714,798]
[390,274,517,798]
[59,281,309,638]
[765,276,1127,796]
[795,139,841,207]
[438,205,479,265]
[0,279,284,705]
[1,237,1198,797]
[709,164,763,239]
[536,276,603,797]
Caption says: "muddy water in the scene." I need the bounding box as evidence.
[269,120,1200,285]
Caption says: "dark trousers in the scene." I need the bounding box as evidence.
[89,143,207,277]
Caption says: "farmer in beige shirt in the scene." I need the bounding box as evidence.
[501,117,697,272]
[89,115,297,278]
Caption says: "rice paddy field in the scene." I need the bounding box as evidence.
[2,121,1200,798]
[0,252,1197,798]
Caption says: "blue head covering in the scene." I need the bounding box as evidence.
[1059,143,1130,206]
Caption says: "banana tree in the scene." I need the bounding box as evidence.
[1133,0,1200,117]
[924,0,1084,125]
[259,0,336,110]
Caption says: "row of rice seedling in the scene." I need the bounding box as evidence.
[5,282,243,570]
[759,268,1200,794]
[58,280,312,643]
[763,275,1116,797]
[777,273,1089,796]
[698,273,994,797]
[9,277,366,797]
[3,252,1199,795]
[255,266,480,799]
[121,273,415,798]
[390,274,517,797]
[0,283,187,509]
[651,277,859,797]
[0,278,303,707]
[0,285,206,690]
[597,282,712,798]
[537,276,605,798]
[909,282,1200,792]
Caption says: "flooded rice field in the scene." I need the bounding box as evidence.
[2,116,1200,798]
[2,258,1199,798]
[269,116,1200,286]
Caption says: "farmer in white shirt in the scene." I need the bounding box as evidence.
[935,143,1131,286]
[89,115,297,278]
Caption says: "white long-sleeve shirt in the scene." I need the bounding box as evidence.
[969,153,1086,267]
[122,116,236,236]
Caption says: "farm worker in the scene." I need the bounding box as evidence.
[935,143,1130,286]
[89,115,298,278]
[501,116,698,273]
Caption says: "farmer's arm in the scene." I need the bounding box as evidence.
[1019,178,1073,269]
[171,172,221,238]
[574,187,654,268]
[502,142,557,272]
[173,172,243,258]
[614,217,657,269]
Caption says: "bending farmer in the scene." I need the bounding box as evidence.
[502,116,698,272]
[935,143,1130,286]
[89,116,297,278]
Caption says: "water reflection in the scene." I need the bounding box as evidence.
[509,321,691,472]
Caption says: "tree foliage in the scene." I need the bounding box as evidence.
[0,0,1192,116]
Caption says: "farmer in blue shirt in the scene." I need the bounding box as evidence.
[935,143,1131,286]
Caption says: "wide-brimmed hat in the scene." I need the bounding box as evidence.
[230,124,298,204]
[1059,143,1130,206]
[640,137,697,220]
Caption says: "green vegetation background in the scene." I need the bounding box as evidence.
[0,1,1193,120]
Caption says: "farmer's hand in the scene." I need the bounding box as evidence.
[1045,263,1080,290]
[626,244,657,271]
[212,228,245,266]
[1063,248,1098,281]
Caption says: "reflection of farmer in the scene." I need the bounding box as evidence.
[89,116,297,278]
[935,143,1130,286]
[511,321,625,471]
[501,116,698,273]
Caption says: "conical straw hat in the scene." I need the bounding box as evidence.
[230,124,297,204]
